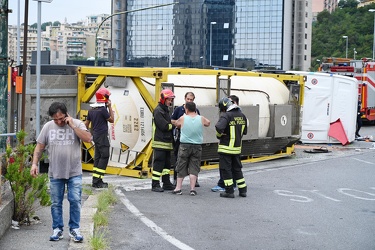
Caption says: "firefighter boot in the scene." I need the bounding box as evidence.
[162,174,175,190]
[151,180,164,192]
[239,186,247,197]
[92,177,108,188]
[220,185,235,198]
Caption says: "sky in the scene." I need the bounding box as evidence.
[8,0,112,25]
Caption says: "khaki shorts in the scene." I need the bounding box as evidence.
[175,143,202,177]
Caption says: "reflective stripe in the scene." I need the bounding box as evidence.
[224,179,234,186]
[238,183,247,188]
[152,170,162,176]
[152,170,162,181]
[229,126,235,148]
[93,167,106,174]
[152,141,173,150]
[218,145,241,154]
[236,178,247,188]
[92,173,103,179]
[236,178,245,183]
[216,132,222,137]
[162,169,170,175]
[152,122,156,140]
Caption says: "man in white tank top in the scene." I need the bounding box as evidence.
[172,102,210,196]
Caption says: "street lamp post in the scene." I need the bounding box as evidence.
[354,48,357,60]
[94,2,177,66]
[233,42,237,68]
[342,35,348,58]
[209,21,216,66]
[33,0,53,138]
[17,0,21,65]
[369,9,375,60]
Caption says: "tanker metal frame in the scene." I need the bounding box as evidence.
[76,67,305,178]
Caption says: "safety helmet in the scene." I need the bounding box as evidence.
[160,89,175,105]
[95,88,111,103]
[218,97,233,112]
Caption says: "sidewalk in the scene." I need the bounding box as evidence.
[0,182,98,250]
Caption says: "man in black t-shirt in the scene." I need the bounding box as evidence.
[85,88,114,188]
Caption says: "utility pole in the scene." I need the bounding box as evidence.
[0,0,10,150]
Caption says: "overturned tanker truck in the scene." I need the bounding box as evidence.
[23,66,305,178]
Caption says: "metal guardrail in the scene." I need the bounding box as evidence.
[0,133,16,137]
[0,133,16,153]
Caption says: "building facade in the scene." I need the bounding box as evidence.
[312,0,338,13]
[8,26,40,64]
[7,14,111,65]
[312,0,338,22]
[112,0,312,71]
[358,0,375,7]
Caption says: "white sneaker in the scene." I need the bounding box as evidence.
[69,228,83,242]
[50,228,63,241]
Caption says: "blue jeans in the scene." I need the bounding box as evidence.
[50,175,82,230]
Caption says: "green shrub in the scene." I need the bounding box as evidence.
[3,130,51,224]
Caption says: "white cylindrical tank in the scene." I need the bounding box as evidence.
[103,74,290,166]
[166,75,289,137]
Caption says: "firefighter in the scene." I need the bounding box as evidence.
[215,97,248,198]
[356,97,363,138]
[85,88,114,188]
[151,89,176,192]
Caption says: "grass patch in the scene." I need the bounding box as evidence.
[89,186,117,250]
[83,184,93,195]
[93,210,108,227]
[90,229,110,250]
[96,188,117,212]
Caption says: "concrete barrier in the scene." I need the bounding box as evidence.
[0,184,14,240]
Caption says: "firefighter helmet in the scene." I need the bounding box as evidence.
[218,97,233,112]
[160,89,175,104]
[95,88,111,103]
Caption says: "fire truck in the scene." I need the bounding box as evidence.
[319,57,375,123]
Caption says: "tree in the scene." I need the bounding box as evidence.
[312,3,375,61]
[338,0,359,9]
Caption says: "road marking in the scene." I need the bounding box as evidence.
[273,190,314,202]
[352,158,375,165]
[301,190,341,202]
[115,189,195,250]
[296,228,318,236]
[337,188,375,201]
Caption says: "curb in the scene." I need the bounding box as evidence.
[68,194,98,250]
[0,182,13,240]
[0,193,13,240]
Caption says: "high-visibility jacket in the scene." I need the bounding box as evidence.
[152,102,173,150]
[215,107,247,155]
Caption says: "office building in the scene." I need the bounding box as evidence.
[112,0,312,71]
